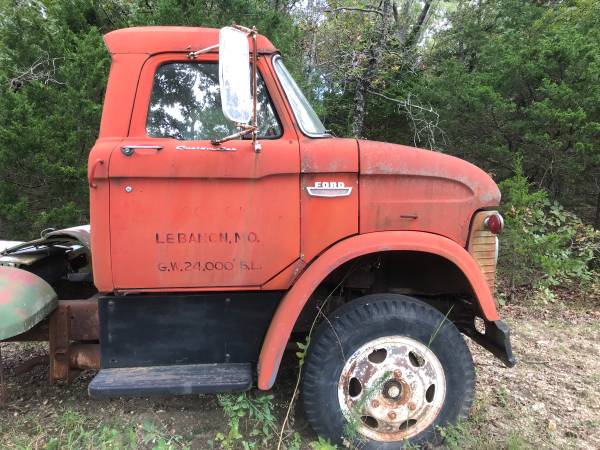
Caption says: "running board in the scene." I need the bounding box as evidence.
[88,363,252,398]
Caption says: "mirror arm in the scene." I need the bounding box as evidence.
[231,24,253,34]
[188,43,219,59]
[211,125,257,146]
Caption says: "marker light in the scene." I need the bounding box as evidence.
[484,213,504,235]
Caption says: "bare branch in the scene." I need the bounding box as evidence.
[368,89,446,149]
[9,52,64,90]
[325,7,384,16]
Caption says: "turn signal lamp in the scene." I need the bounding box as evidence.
[484,213,504,235]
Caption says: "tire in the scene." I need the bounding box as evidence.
[301,294,475,449]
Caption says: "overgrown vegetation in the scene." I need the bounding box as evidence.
[498,160,600,302]
[438,419,531,450]
[0,0,598,305]
[211,392,277,450]
[0,0,598,242]
[207,391,534,449]
[0,408,188,450]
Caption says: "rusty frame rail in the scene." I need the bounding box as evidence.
[1,296,101,392]
[0,346,6,407]
[49,298,101,383]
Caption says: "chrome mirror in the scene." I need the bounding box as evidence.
[219,26,252,124]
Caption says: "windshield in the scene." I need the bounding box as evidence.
[273,56,328,136]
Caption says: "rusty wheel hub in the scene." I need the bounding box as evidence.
[338,336,446,442]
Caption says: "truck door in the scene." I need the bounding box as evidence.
[108,53,300,290]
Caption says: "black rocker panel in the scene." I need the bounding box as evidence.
[98,292,283,368]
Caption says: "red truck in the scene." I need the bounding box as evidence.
[0,26,514,448]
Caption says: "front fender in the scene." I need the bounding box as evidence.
[0,267,58,340]
[257,231,500,390]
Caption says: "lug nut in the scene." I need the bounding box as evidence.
[371,399,379,408]
[388,411,397,420]
[408,402,417,411]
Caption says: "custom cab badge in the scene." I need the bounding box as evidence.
[306,181,353,198]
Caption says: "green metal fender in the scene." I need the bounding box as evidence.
[0,266,58,340]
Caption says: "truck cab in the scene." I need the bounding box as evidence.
[1,26,514,448]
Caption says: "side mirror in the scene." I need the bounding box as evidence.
[219,27,252,124]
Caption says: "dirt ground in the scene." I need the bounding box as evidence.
[467,304,600,450]
[0,302,599,449]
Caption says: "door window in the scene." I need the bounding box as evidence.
[146,62,281,140]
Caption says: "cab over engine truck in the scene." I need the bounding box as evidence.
[0,26,515,448]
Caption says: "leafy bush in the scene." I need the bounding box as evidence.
[498,161,599,300]
[213,392,277,449]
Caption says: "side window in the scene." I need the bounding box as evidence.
[146,62,282,140]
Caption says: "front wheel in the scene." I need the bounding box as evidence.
[301,294,475,449]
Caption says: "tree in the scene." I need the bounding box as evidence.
[0,0,301,239]
[417,0,600,223]
[297,1,446,142]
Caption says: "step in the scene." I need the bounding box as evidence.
[88,363,252,398]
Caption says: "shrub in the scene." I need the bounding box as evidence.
[498,161,599,300]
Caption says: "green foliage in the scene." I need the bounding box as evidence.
[0,0,110,239]
[438,419,531,450]
[213,392,277,449]
[0,0,598,304]
[141,420,188,450]
[295,337,309,367]
[309,436,337,450]
[212,390,338,450]
[37,409,138,450]
[499,160,600,299]
[418,0,600,220]
[0,0,301,239]
[0,403,196,450]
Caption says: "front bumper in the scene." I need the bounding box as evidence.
[462,319,516,367]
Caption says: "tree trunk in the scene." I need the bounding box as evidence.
[594,189,600,229]
[303,0,319,87]
[350,0,392,137]
[404,0,432,49]
[393,0,414,45]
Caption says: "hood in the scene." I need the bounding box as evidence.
[359,141,500,205]
[358,140,500,245]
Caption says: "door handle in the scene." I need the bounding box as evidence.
[88,159,104,188]
[121,145,163,156]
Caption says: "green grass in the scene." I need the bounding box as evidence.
[0,409,187,450]
[438,420,531,450]
[0,400,536,450]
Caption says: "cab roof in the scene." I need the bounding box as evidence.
[103,26,278,55]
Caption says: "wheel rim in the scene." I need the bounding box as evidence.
[337,335,446,442]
